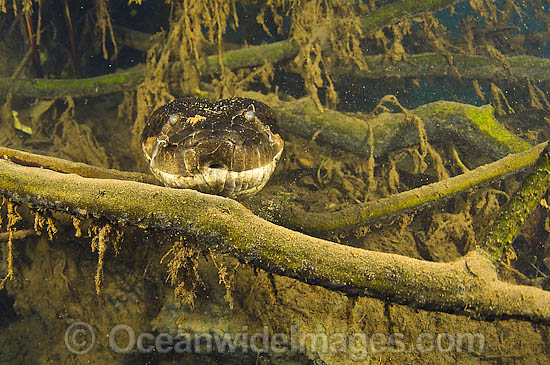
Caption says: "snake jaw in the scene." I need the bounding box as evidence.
[149,150,282,198]
[148,136,169,170]
[148,137,283,198]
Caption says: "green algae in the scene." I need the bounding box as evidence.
[482,145,550,261]
[361,0,457,34]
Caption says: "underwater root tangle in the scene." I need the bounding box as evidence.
[1,142,550,323]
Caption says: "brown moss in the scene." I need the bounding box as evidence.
[387,156,400,194]
[527,77,550,110]
[95,0,118,60]
[0,200,22,289]
[89,222,121,294]
[288,0,367,110]
[212,61,274,99]
[490,82,515,116]
[161,238,204,309]
[52,97,110,167]
[32,209,57,240]
[72,216,82,238]
[209,251,238,310]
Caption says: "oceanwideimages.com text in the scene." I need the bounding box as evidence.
[65,322,485,360]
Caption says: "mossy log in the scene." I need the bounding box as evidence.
[1,142,543,236]
[267,96,531,160]
[360,0,457,33]
[0,146,158,185]
[1,94,533,234]
[333,53,550,82]
[482,144,550,261]
[273,142,546,234]
[4,52,550,99]
[1,157,550,323]
[0,65,147,99]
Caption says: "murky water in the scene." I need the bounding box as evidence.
[1,1,550,364]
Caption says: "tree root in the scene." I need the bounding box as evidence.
[482,144,550,262]
[272,142,547,234]
[4,52,550,99]
[263,95,532,160]
[1,152,550,322]
[0,145,159,185]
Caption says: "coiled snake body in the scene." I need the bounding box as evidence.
[141,97,284,198]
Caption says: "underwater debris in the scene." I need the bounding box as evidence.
[72,216,82,238]
[32,208,57,240]
[490,82,515,116]
[0,200,22,289]
[161,238,204,309]
[482,145,550,262]
[88,221,123,294]
[272,142,545,233]
[209,250,239,310]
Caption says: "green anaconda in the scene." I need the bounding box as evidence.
[141,97,284,198]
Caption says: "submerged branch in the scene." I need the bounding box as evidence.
[0,65,147,99]
[1,158,549,322]
[0,40,296,99]
[115,25,156,52]
[0,0,536,101]
[482,144,550,261]
[273,142,547,234]
[1,94,533,234]
[333,53,550,82]
[4,53,550,99]
[361,0,457,33]
[1,141,541,236]
[266,96,531,160]
[0,146,158,185]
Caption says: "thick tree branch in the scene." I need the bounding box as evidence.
[0,65,147,99]
[1,94,534,234]
[4,53,550,99]
[361,0,458,33]
[482,144,550,261]
[0,146,158,185]
[272,142,546,233]
[0,158,549,322]
[333,53,550,82]
[266,96,531,160]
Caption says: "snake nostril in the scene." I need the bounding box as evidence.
[208,163,226,169]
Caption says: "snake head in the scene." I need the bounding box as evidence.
[141,97,284,198]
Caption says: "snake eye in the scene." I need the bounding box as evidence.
[244,110,255,121]
[168,114,180,125]
[243,104,256,122]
